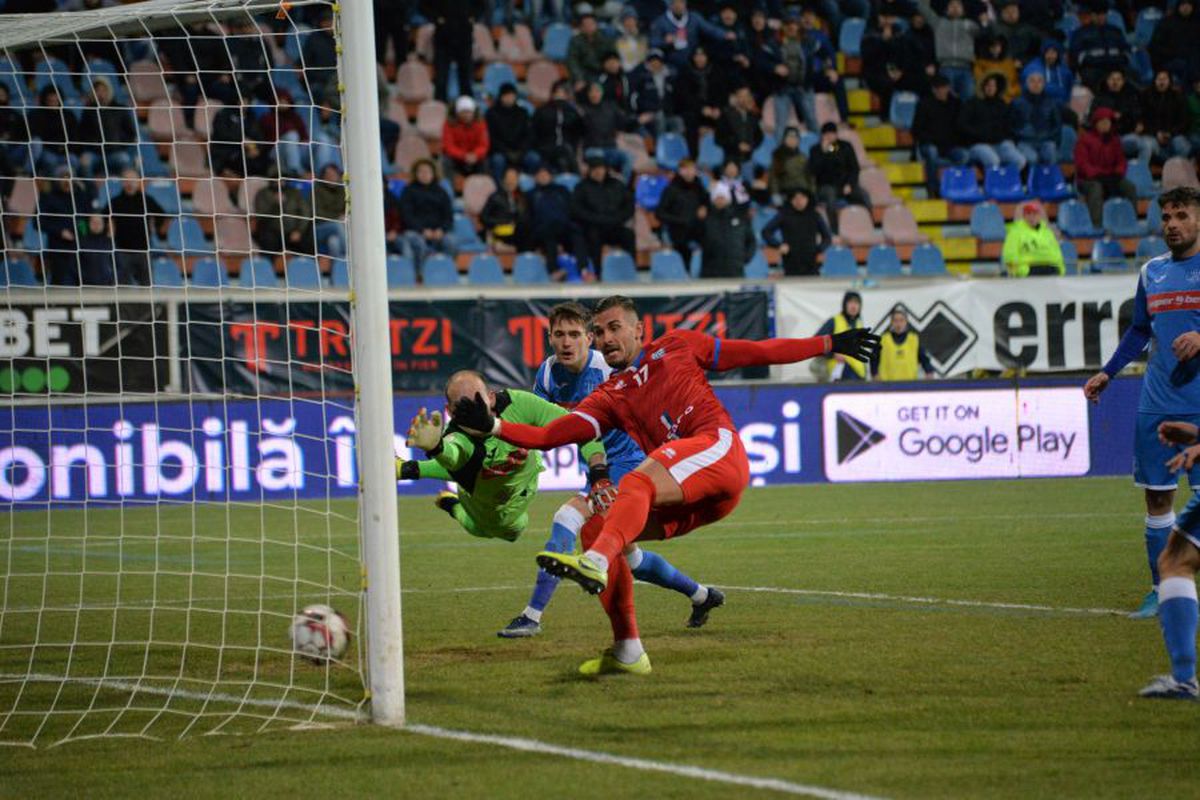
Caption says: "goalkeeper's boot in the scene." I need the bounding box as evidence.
[434,491,460,519]
[536,551,607,595]
[1138,674,1199,700]
[578,648,652,677]
[687,586,725,629]
[1129,589,1159,620]
[497,614,542,639]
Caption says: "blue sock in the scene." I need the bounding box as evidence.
[628,547,700,600]
[1158,577,1199,683]
[1146,512,1174,587]
[525,507,583,616]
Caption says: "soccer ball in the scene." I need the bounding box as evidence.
[290,604,351,664]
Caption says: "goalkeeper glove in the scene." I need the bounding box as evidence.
[451,392,497,435]
[830,328,881,362]
[406,408,445,454]
[586,463,618,514]
[395,459,421,481]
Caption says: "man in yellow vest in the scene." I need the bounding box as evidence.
[816,291,868,380]
[1002,201,1066,276]
[874,307,934,381]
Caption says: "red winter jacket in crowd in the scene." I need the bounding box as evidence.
[1073,108,1126,181]
[442,117,490,163]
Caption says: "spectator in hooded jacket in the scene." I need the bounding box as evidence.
[916,0,983,102]
[1149,0,1200,84]
[913,73,968,196]
[37,169,91,286]
[674,45,729,155]
[992,0,1040,65]
[579,82,631,180]
[1021,40,1074,113]
[480,166,528,251]
[973,32,1021,103]
[566,9,616,94]
[649,0,734,71]
[571,154,634,275]
[27,85,71,173]
[398,158,457,272]
[1068,8,1130,90]
[699,181,756,279]
[716,85,763,166]
[486,83,538,181]
[598,51,634,112]
[809,122,870,234]
[1092,68,1150,164]
[75,77,137,177]
[1011,70,1062,166]
[958,74,1027,171]
[524,164,573,272]
[1137,69,1192,162]
[1074,107,1137,227]
[629,49,680,138]
[655,157,708,264]
[442,95,490,179]
[531,80,585,174]
[767,126,814,200]
[761,188,831,277]
[801,8,852,123]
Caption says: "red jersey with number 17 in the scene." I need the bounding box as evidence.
[570,329,734,454]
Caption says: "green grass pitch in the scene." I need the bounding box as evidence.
[4,477,1200,798]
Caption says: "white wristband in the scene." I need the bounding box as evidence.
[491,417,502,436]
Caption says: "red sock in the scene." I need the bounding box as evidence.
[581,510,638,641]
[590,471,655,564]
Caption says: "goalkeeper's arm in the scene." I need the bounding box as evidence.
[396,458,453,482]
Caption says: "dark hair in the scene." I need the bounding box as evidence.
[548,301,591,331]
[444,369,488,402]
[1159,187,1200,210]
[594,295,639,319]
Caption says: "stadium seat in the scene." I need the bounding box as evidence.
[554,173,580,192]
[1136,236,1168,261]
[1147,196,1162,229]
[820,246,858,277]
[1125,159,1156,199]
[697,133,724,172]
[167,217,213,254]
[1090,238,1128,272]
[838,17,866,57]
[421,254,459,286]
[541,22,572,62]
[866,244,902,277]
[888,91,918,130]
[138,142,171,178]
[512,252,549,284]
[655,133,689,171]
[859,168,901,207]
[1058,199,1104,238]
[1129,47,1153,86]
[650,250,689,281]
[751,134,776,171]
[461,174,496,217]
[1056,12,1080,37]
[881,204,927,245]
[910,243,948,276]
[150,257,184,287]
[1,258,38,287]
[635,173,669,211]
[34,56,79,103]
[190,258,229,287]
[472,23,498,63]
[453,213,486,253]
[969,202,1007,242]
[1163,156,1200,190]
[126,60,169,105]
[744,250,769,279]
[1102,197,1148,238]
[983,166,1027,202]
[601,250,638,282]
[467,253,505,284]
[387,255,417,287]
[497,24,538,64]
[525,60,560,104]
[416,99,447,141]
[0,58,29,106]
[814,94,841,127]
[1133,7,1163,47]
[1105,9,1126,33]
[6,178,36,215]
[285,257,322,288]
[239,256,278,288]
[1027,164,1074,202]
[21,225,45,252]
[838,205,885,246]
[1060,240,1078,274]
[330,258,350,288]
[482,62,517,99]
[940,167,985,203]
[214,217,253,253]
[191,178,239,217]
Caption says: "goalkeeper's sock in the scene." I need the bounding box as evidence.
[526,505,584,615]
[627,546,701,600]
[1146,512,1174,587]
[1158,577,1199,683]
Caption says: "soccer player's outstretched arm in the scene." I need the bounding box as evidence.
[453,391,605,451]
[511,390,607,464]
[679,328,880,371]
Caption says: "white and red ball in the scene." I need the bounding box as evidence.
[290,604,351,664]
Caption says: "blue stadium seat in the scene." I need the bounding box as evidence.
[751,134,776,171]
[34,57,79,103]
[512,252,549,284]
[387,255,417,287]
[635,173,669,210]
[21,225,45,252]
[601,250,638,282]
[697,132,724,172]
[150,257,184,287]
[838,17,866,57]
[689,248,703,278]
[1133,7,1163,47]
[285,256,322,288]
[1,258,38,287]
[190,258,230,287]
[145,181,182,214]
[969,202,1007,242]
[910,243,948,276]
[238,257,278,288]
[940,167,985,203]
[167,217,213,255]
[650,250,689,281]
[387,178,408,199]
[453,213,486,253]
[655,133,689,171]
[1129,47,1153,86]
[1136,236,1168,261]
[820,246,858,277]
[422,254,459,286]
[1058,199,1104,238]
[1125,159,1156,199]
[1090,238,1127,272]
[541,23,572,61]
[984,166,1027,202]
[330,258,350,287]
[554,173,580,192]
[744,250,769,279]
[1105,9,1126,33]
[866,244,902,277]
[483,62,518,99]
[0,58,29,106]
[1027,164,1073,202]
[467,254,506,284]
[1102,197,1148,237]
[1060,240,1078,274]
[1147,196,1162,231]
[889,91,918,130]
[799,131,819,155]
[138,142,170,178]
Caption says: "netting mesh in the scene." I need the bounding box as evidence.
[0,0,372,746]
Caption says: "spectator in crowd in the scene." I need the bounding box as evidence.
[1093,68,1150,164]
[745,8,786,106]
[579,81,630,179]
[374,0,414,68]
[1002,200,1065,277]
[1021,40,1074,114]
[675,46,728,155]
[424,0,479,102]
[710,2,750,75]
[225,16,271,102]
[1148,0,1200,84]
[913,73,968,197]
[808,122,870,235]
[974,33,1021,103]
[1011,70,1062,167]
[1074,107,1138,227]
[480,165,527,251]
[1068,7,1130,90]
[598,51,634,111]
[27,85,71,174]
[767,126,814,200]
[262,91,310,176]
[442,95,490,179]
[486,83,537,180]
[716,85,763,167]
[801,7,852,123]
[862,10,923,114]
[524,163,574,273]
[775,9,816,133]
[36,169,87,286]
[699,182,755,279]
[566,9,615,94]
[383,184,407,255]
[655,157,708,265]
[0,84,31,178]
[649,0,732,71]
[761,188,831,277]
[816,291,867,381]
[958,74,1027,171]
[75,77,137,177]
[209,104,271,178]
[397,158,456,272]
[716,158,752,218]
[615,8,648,72]
[916,0,983,102]
[570,153,634,274]
[108,168,169,285]
[1139,69,1192,162]
[252,178,315,256]
[77,213,116,286]
[1187,75,1200,155]
[312,162,346,258]
[992,0,1040,66]
[629,49,679,138]
[531,79,584,174]
[873,308,934,381]
[302,10,339,104]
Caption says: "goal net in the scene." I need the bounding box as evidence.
[0,0,402,745]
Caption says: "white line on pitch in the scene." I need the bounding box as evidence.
[721,585,1128,616]
[405,724,887,800]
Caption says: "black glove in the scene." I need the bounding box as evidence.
[451,391,495,433]
[586,463,617,514]
[830,328,881,362]
[396,460,421,481]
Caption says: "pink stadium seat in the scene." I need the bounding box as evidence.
[498,24,537,64]
[214,215,253,254]
[1162,156,1200,190]
[241,176,270,209]
[126,60,169,104]
[837,205,885,247]
[837,127,873,172]
[191,178,240,217]
[147,99,188,141]
[191,98,223,142]
[635,209,661,251]
[525,60,561,105]
[761,94,800,136]
[396,60,433,104]
[171,139,210,179]
[859,168,901,207]
[462,174,496,217]
[6,178,36,216]
[881,204,928,245]
[472,23,498,63]
[414,24,435,62]
[814,93,840,127]
[384,94,411,129]
[618,132,656,174]
[394,134,432,172]
[416,100,447,141]
[1069,85,1094,124]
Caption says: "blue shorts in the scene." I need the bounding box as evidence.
[1176,491,1200,548]
[1133,412,1200,490]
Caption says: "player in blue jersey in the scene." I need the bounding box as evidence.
[1085,187,1200,624]
[497,301,723,638]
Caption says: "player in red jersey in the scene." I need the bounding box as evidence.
[453,295,879,675]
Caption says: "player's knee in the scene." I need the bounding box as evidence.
[546,504,584,552]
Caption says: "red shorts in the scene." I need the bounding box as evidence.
[645,427,749,540]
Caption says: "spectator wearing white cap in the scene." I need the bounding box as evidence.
[442,95,490,180]
[699,181,756,279]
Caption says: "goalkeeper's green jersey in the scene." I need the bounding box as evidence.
[417,389,603,541]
